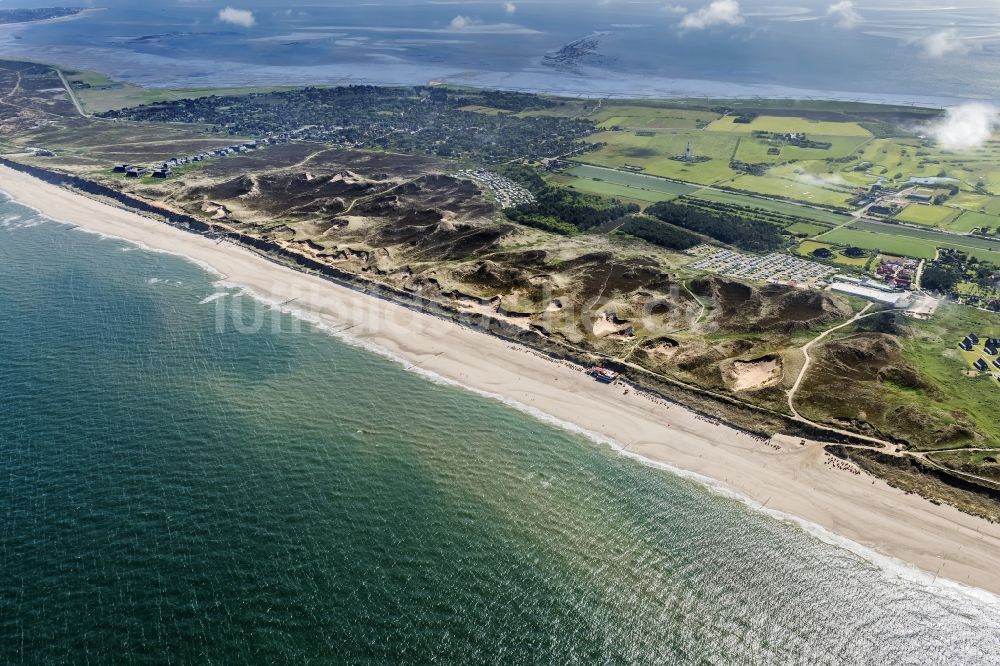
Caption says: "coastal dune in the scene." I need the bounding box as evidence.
[2,163,999,599]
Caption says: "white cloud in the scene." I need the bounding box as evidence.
[663,4,688,14]
[446,15,538,34]
[826,0,862,29]
[927,103,999,151]
[920,29,970,57]
[308,23,540,35]
[794,172,851,189]
[503,1,517,14]
[218,6,255,28]
[679,0,743,30]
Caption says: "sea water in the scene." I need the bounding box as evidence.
[1,196,999,664]
[1,0,998,105]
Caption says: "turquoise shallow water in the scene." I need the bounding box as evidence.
[1,196,999,665]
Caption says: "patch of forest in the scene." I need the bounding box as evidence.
[646,201,785,252]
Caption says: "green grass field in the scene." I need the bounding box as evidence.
[457,105,505,115]
[552,165,696,202]
[856,139,922,177]
[557,177,661,204]
[726,174,854,208]
[733,135,869,165]
[591,105,718,130]
[855,219,1000,251]
[902,304,1000,448]
[705,115,872,137]
[819,228,938,259]
[947,192,994,211]
[852,136,1000,192]
[62,67,303,114]
[786,221,831,236]
[684,188,850,224]
[571,105,1000,217]
[952,210,1000,234]
[565,165,698,198]
[819,220,1000,261]
[893,203,961,227]
[579,130,740,184]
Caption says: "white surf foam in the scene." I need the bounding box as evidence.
[222,281,1000,609]
[198,292,229,305]
[0,192,229,280]
[3,187,995,608]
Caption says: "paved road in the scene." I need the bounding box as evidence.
[56,68,87,117]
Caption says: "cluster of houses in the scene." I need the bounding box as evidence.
[876,257,918,289]
[749,130,832,150]
[907,191,934,203]
[455,169,535,209]
[852,183,900,212]
[112,136,289,180]
[959,333,1000,379]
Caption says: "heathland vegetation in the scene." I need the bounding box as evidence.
[4,57,1000,519]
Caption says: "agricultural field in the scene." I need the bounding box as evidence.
[764,159,874,192]
[952,210,1000,234]
[854,139,926,180]
[685,188,850,225]
[570,103,1000,222]
[893,203,961,227]
[579,130,739,184]
[457,105,505,115]
[732,134,869,165]
[561,165,697,203]
[786,221,830,236]
[726,174,855,208]
[855,137,1000,191]
[819,227,938,259]
[63,68,296,114]
[949,192,995,211]
[553,177,659,205]
[590,105,718,130]
[984,197,1000,215]
[819,220,1000,261]
[705,115,872,137]
[514,99,598,119]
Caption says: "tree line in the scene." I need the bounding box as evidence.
[645,201,785,252]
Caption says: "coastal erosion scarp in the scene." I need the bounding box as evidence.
[1,163,999,602]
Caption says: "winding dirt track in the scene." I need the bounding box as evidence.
[781,303,906,452]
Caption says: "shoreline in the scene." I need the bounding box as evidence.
[2,164,1000,601]
[0,39,974,108]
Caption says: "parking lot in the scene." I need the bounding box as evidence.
[688,246,839,287]
[455,169,535,209]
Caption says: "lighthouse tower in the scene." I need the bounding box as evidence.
[683,142,694,162]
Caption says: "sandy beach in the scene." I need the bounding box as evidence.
[2,163,999,600]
